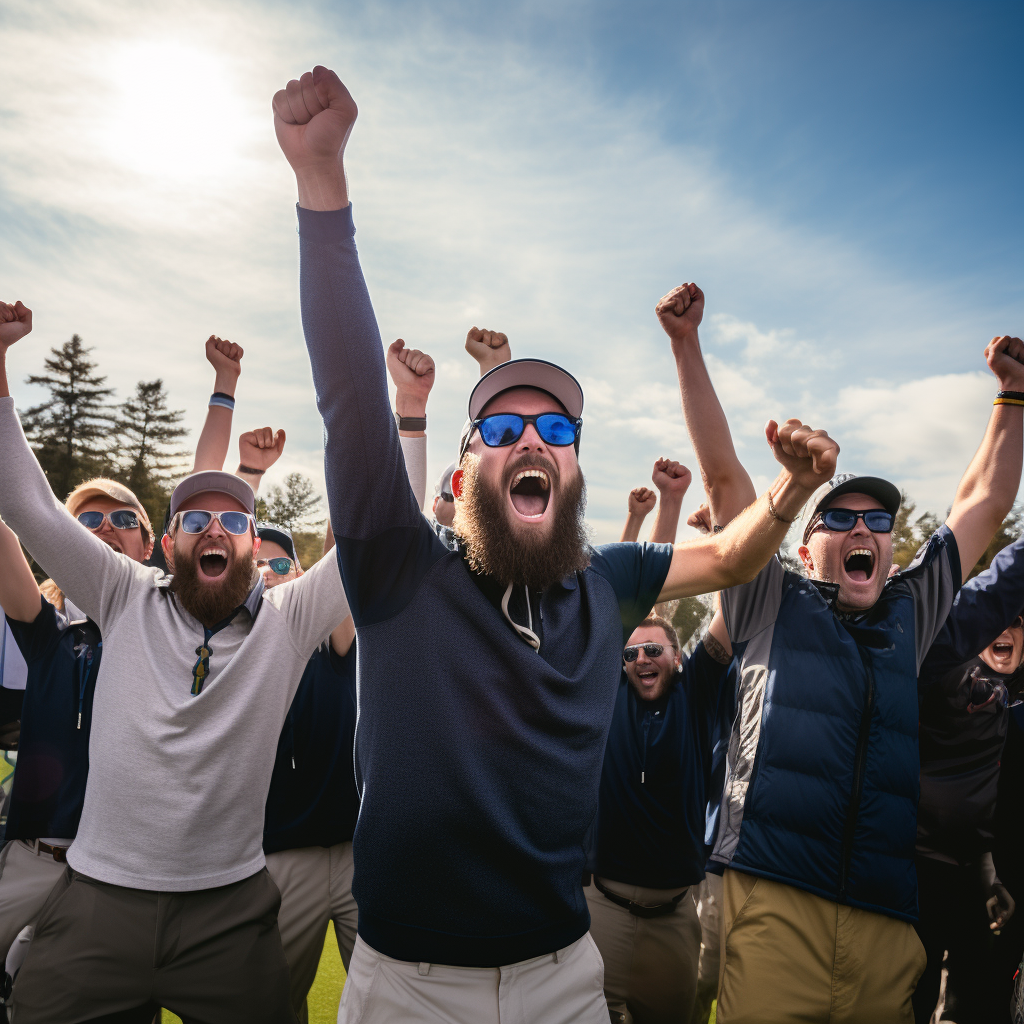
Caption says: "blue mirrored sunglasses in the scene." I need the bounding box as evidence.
[257,556,294,575]
[468,412,581,453]
[176,510,255,536]
[815,508,895,534]
[77,509,140,531]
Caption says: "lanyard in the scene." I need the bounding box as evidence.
[73,638,101,730]
[190,612,238,696]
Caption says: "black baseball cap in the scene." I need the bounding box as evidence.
[799,473,901,543]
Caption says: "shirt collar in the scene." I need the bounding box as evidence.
[157,569,265,620]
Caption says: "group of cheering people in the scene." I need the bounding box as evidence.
[0,63,1021,1024]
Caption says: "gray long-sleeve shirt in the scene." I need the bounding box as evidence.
[0,396,350,890]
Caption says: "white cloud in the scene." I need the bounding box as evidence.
[1,0,1020,545]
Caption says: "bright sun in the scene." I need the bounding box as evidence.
[99,40,254,182]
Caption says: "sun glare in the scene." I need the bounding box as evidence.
[99,40,254,182]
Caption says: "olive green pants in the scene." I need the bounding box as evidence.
[717,869,926,1024]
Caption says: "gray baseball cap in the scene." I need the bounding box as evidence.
[169,471,256,518]
[467,358,584,421]
[798,472,901,544]
[256,523,298,563]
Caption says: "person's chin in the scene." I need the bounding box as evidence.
[837,577,884,612]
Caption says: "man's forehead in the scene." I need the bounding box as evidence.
[480,387,567,417]
[258,540,291,560]
[823,491,885,512]
[628,625,670,646]
[178,491,250,514]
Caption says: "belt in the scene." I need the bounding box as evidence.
[33,840,69,863]
[594,877,686,918]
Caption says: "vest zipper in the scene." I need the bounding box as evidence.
[839,644,875,898]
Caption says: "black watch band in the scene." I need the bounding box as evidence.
[395,412,427,431]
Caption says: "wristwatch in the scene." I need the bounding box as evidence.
[394,411,427,431]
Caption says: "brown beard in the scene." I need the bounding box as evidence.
[454,453,591,590]
[169,542,257,627]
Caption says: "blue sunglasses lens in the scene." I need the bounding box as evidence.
[109,510,140,529]
[269,557,292,575]
[535,413,578,446]
[820,509,893,532]
[180,511,213,534]
[219,513,251,535]
[478,415,525,447]
[77,511,104,530]
[863,511,895,532]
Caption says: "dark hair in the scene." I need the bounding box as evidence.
[635,613,679,651]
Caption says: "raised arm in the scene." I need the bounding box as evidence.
[922,533,1024,676]
[621,487,656,542]
[0,302,137,628]
[387,340,434,510]
[274,66,425,567]
[658,417,839,601]
[192,336,244,473]
[235,427,287,496]
[944,336,1024,581]
[0,516,43,623]
[656,283,757,528]
[649,458,692,544]
[465,327,511,376]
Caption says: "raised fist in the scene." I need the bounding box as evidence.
[205,336,243,381]
[273,66,358,173]
[986,336,1024,394]
[465,327,511,375]
[238,427,286,473]
[628,487,657,517]
[0,301,32,352]
[687,502,714,535]
[387,339,435,404]
[656,283,704,345]
[652,458,692,498]
[765,418,839,490]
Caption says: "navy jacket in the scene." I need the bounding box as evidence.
[264,642,359,854]
[593,641,729,888]
[713,532,960,922]
[297,203,674,967]
[4,597,100,841]
[917,534,1024,866]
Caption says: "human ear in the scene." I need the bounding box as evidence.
[451,469,464,499]
[798,545,814,572]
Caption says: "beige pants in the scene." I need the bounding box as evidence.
[585,877,702,1024]
[0,841,67,962]
[717,869,927,1024]
[689,872,723,1024]
[337,933,608,1024]
[265,842,358,1022]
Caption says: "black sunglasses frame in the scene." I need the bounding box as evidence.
[811,508,896,536]
[460,413,583,459]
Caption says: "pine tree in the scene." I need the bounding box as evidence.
[114,380,190,527]
[261,473,326,531]
[22,335,115,500]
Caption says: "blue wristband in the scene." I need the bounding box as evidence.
[209,392,235,411]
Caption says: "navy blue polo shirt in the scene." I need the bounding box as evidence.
[593,640,729,889]
[263,642,359,854]
[4,597,100,841]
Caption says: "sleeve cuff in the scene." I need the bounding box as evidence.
[296,202,355,244]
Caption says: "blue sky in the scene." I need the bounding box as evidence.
[1,0,1021,542]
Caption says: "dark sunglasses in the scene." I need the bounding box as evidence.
[257,557,294,576]
[966,666,1023,714]
[462,413,582,457]
[174,510,255,536]
[813,509,895,534]
[623,643,666,662]
[77,509,140,531]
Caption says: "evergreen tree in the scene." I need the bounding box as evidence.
[260,472,326,531]
[114,379,190,528]
[22,334,114,499]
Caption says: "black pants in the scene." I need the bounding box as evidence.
[11,867,297,1024]
[913,856,1005,1024]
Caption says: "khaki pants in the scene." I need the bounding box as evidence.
[689,872,723,1024]
[11,866,295,1024]
[266,842,358,1022]
[717,869,927,1024]
[585,877,702,1024]
[338,933,608,1024]
[0,840,67,961]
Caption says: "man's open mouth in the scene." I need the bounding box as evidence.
[993,639,1014,658]
[637,669,659,687]
[509,469,550,519]
[844,548,875,584]
[198,548,229,580]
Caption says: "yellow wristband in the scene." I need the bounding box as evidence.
[994,398,1024,406]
